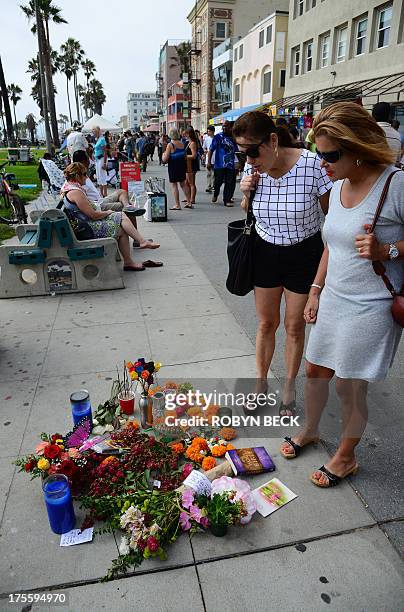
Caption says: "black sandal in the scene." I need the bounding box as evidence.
[310,464,359,488]
[280,435,320,459]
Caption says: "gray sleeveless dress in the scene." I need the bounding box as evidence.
[306,167,404,380]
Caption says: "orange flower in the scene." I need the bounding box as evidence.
[219,427,237,441]
[211,445,227,457]
[226,443,236,450]
[205,404,220,416]
[164,381,178,390]
[148,386,163,397]
[187,406,203,417]
[202,456,217,471]
[185,446,204,463]
[102,455,119,465]
[171,442,185,455]
[141,370,150,379]
[191,437,209,451]
[124,419,139,431]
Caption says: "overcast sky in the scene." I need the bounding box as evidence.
[2,0,194,126]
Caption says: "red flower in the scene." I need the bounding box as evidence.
[137,539,146,551]
[146,536,159,552]
[141,370,150,380]
[182,463,193,478]
[43,444,61,460]
[24,459,36,472]
[51,434,63,444]
[59,459,77,478]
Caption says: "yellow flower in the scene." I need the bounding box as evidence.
[154,362,161,371]
[37,458,50,471]
[130,371,138,380]
[55,439,64,445]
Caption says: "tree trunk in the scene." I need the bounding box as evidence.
[66,79,72,124]
[35,0,52,153]
[0,55,15,145]
[73,73,80,122]
[13,105,18,139]
[42,19,60,147]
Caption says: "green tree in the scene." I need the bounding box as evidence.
[60,38,85,122]
[58,112,69,131]
[81,58,96,119]
[0,55,15,145]
[172,41,191,77]
[87,79,106,116]
[20,0,67,147]
[26,113,37,144]
[58,51,73,124]
[7,84,22,139]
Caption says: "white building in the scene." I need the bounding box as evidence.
[127,92,158,131]
[232,11,289,109]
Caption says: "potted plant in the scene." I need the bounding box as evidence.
[204,492,243,536]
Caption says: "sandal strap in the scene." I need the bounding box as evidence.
[317,465,341,487]
[283,436,301,457]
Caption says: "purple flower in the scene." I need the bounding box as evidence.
[179,511,191,531]
[181,488,194,510]
[189,504,203,523]
[200,516,210,528]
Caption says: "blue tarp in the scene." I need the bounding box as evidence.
[211,103,261,125]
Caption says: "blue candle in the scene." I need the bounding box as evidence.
[43,474,76,534]
[70,389,92,426]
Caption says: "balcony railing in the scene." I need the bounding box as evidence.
[213,37,238,59]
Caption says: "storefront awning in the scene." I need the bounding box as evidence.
[210,103,261,125]
[258,72,404,116]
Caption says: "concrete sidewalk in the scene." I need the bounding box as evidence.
[0,161,403,611]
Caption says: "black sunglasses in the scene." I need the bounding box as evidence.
[316,149,343,163]
[236,135,270,161]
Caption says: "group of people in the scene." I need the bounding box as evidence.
[232,101,403,488]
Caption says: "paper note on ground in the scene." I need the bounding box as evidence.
[60,528,94,547]
[252,478,297,517]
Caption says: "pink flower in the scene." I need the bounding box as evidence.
[179,512,191,531]
[189,504,203,523]
[200,516,210,528]
[181,488,195,510]
[146,536,159,552]
[68,448,81,459]
[35,441,49,455]
[182,463,193,478]
[59,452,70,461]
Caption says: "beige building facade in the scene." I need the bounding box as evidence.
[187,0,288,131]
[232,11,288,110]
[284,0,404,109]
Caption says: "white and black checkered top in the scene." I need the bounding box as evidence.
[246,149,332,246]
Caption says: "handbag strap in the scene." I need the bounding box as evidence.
[369,170,401,297]
[246,189,256,228]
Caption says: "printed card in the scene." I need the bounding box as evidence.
[252,478,297,517]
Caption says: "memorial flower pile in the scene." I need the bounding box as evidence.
[126,358,161,395]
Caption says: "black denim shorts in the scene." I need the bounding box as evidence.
[252,231,324,294]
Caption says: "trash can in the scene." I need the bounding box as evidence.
[7,148,19,165]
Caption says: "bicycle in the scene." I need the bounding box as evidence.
[0,162,28,224]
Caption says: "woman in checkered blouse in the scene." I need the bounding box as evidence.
[233,111,332,413]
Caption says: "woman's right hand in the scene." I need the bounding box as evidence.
[240,172,259,197]
[304,293,320,324]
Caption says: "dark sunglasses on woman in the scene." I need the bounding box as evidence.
[316,149,343,163]
[236,135,270,162]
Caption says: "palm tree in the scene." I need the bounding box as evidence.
[26,113,37,144]
[87,79,106,116]
[60,38,85,122]
[0,55,15,145]
[58,52,73,124]
[7,84,22,139]
[20,0,67,147]
[58,112,68,131]
[81,58,96,119]
[27,54,58,118]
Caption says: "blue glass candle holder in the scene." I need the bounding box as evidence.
[42,474,76,534]
[70,389,92,426]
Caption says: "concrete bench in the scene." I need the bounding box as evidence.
[0,209,125,298]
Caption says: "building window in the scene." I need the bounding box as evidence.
[263,71,271,95]
[304,40,313,72]
[292,46,300,76]
[356,18,367,55]
[234,83,240,102]
[298,0,304,16]
[376,4,392,49]
[279,69,286,87]
[266,25,272,44]
[215,22,226,39]
[320,33,330,67]
[336,26,347,62]
[233,48,238,62]
[259,30,264,47]
[312,0,317,7]
[239,44,243,59]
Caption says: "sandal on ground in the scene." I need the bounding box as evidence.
[310,464,359,488]
[184,204,194,209]
[170,206,182,210]
[123,265,145,271]
[279,435,320,459]
[142,260,163,268]
[279,399,297,417]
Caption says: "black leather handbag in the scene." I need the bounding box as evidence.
[226,191,256,296]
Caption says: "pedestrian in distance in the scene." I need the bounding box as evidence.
[207,120,238,207]
[92,125,108,197]
[372,101,402,166]
[280,101,404,488]
[162,128,192,211]
[203,125,215,192]
[233,110,332,413]
[185,126,200,208]
[136,132,148,172]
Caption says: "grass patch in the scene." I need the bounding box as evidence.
[0,147,42,203]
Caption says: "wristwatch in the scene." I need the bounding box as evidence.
[388,243,399,260]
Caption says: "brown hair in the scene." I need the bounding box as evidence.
[64,162,87,182]
[313,102,395,165]
[185,126,198,143]
[233,111,293,147]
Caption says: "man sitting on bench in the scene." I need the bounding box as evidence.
[72,150,130,212]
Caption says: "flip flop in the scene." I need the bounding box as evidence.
[123,265,145,271]
[170,207,182,210]
[142,260,163,268]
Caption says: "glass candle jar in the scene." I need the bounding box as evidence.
[42,474,76,534]
[70,390,92,426]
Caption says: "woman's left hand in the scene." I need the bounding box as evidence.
[355,224,387,261]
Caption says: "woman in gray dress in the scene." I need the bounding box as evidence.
[280,102,403,487]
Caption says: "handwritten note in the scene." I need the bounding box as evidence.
[183,470,212,495]
[60,528,94,547]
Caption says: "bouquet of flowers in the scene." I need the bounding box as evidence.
[126,358,161,395]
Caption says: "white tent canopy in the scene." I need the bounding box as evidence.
[81,114,121,133]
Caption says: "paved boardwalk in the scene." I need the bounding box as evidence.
[0,161,403,611]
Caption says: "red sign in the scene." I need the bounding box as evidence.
[119,162,140,190]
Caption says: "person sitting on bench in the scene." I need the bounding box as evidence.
[61,162,159,272]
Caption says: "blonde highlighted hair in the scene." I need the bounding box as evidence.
[313,102,395,166]
[64,162,87,182]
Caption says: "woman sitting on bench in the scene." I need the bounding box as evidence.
[61,162,159,271]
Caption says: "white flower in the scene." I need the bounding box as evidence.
[104,424,114,432]
[149,523,161,536]
[119,536,130,555]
